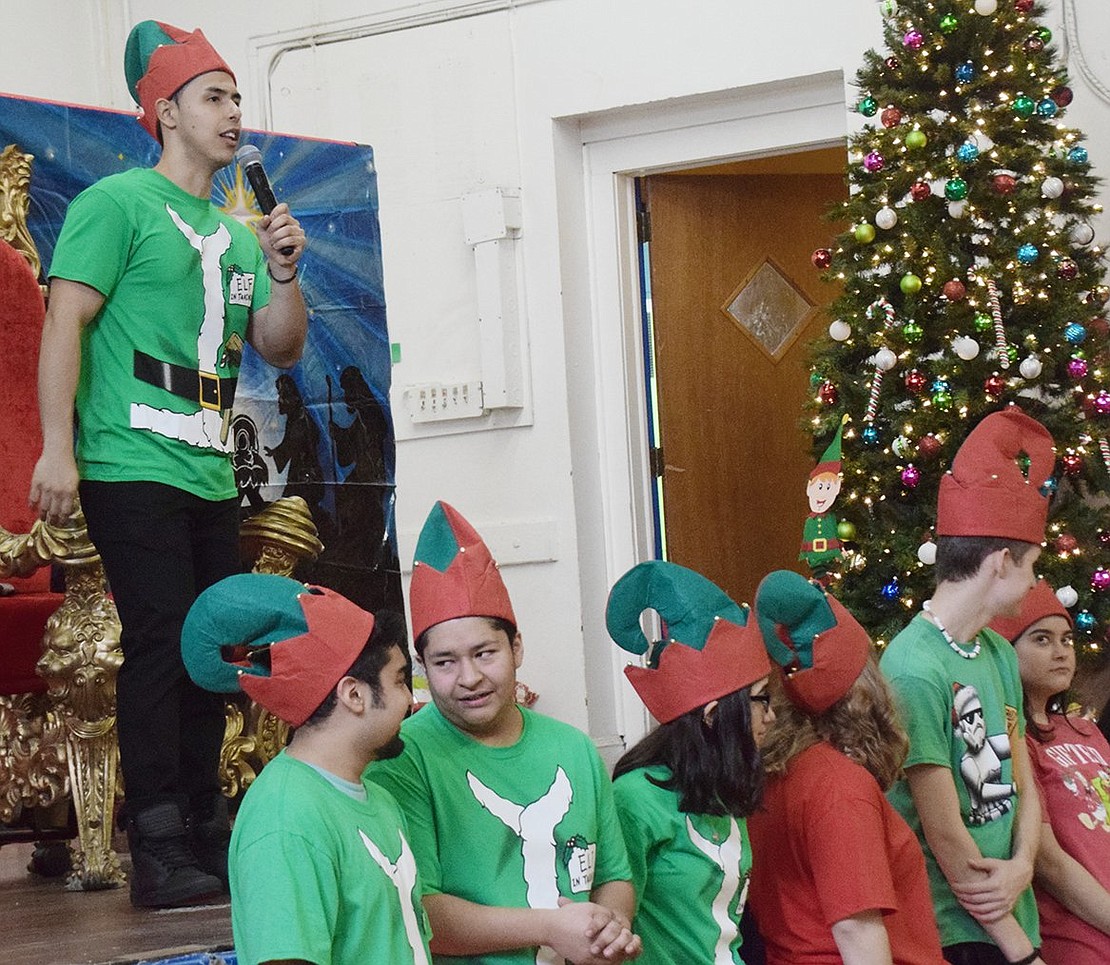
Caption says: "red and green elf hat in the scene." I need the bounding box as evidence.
[752,569,871,714]
[810,415,847,478]
[409,501,516,642]
[124,20,235,141]
[989,579,1072,642]
[181,573,376,728]
[606,561,770,724]
[936,406,1055,544]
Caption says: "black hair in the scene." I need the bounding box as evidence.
[414,615,517,659]
[612,687,764,818]
[935,535,1038,584]
[302,609,408,726]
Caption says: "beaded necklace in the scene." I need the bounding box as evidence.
[922,599,981,660]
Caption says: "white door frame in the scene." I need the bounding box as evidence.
[554,70,849,751]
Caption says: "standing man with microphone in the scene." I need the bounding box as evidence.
[28,20,307,908]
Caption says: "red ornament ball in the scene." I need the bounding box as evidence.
[1062,453,1084,476]
[1051,86,1074,107]
[918,435,942,459]
[1014,0,1034,11]
[1025,35,1045,54]
[1089,317,1110,338]
[1055,533,1079,555]
[818,381,839,405]
[884,56,901,72]
[943,280,967,302]
[1057,258,1079,281]
[1087,286,1110,308]
[984,374,1006,398]
[881,108,903,128]
[992,174,1017,195]
[812,248,833,270]
[904,369,927,394]
[910,181,933,202]
[1099,530,1110,548]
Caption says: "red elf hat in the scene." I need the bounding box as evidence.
[989,579,1073,642]
[409,501,516,642]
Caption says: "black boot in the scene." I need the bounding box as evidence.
[189,794,231,890]
[126,802,223,908]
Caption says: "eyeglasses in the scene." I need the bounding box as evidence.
[750,692,772,711]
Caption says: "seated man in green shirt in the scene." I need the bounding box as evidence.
[183,573,432,965]
[367,500,642,965]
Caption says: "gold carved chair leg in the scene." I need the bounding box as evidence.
[219,496,323,796]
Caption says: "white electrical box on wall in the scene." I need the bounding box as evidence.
[402,381,486,423]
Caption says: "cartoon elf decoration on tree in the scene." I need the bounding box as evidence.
[800,415,849,580]
[805,0,1110,670]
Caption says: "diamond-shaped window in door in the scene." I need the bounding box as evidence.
[721,257,816,363]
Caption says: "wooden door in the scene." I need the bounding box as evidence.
[645,164,846,607]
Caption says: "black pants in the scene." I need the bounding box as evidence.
[80,480,239,815]
[943,942,1009,965]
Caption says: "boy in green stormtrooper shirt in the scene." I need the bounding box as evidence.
[881,408,1052,965]
[367,501,642,965]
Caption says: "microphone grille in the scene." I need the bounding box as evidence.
[235,144,262,168]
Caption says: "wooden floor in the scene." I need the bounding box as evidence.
[3,840,235,965]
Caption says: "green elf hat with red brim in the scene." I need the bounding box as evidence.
[125,20,235,141]
[936,406,1055,544]
[810,415,847,478]
[409,501,516,642]
[606,561,770,724]
[989,578,1073,643]
[752,569,871,715]
[181,573,376,728]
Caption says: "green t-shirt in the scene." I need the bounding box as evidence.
[49,167,270,500]
[366,703,633,965]
[613,765,751,965]
[230,750,432,965]
[881,615,1039,948]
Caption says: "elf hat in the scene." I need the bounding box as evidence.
[810,415,847,478]
[751,570,871,715]
[606,561,770,724]
[409,501,516,642]
[125,20,235,141]
[989,579,1072,642]
[936,407,1055,544]
[181,573,376,728]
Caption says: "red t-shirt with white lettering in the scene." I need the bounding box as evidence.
[1027,715,1110,965]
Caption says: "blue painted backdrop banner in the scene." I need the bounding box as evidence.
[0,93,400,614]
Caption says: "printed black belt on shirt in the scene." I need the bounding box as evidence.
[133,350,237,412]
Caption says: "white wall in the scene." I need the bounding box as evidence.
[3,0,1108,746]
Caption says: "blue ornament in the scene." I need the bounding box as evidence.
[1017,243,1040,264]
[1076,610,1097,632]
[862,425,881,446]
[1040,476,1059,497]
[881,578,901,602]
[955,61,975,83]
[1065,322,1088,345]
[931,378,951,394]
[1068,146,1089,165]
[1036,98,1058,118]
[956,142,980,163]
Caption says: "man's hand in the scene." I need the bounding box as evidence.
[29,447,79,524]
[951,853,1034,924]
[547,897,641,963]
[256,202,306,272]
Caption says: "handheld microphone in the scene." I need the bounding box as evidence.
[235,144,294,256]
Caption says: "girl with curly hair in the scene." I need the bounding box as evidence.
[747,570,944,965]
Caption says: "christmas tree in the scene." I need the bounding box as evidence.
[807,0,1109,668]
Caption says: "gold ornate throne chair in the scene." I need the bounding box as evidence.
[0,144,322,890]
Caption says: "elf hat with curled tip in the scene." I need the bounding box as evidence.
[124,20,235,141]
[752,570,871,715]
[989,578,1073,643]
[936,407,1055,544]
[409,501,516,643]
[606,561,770,724]
[181,573,377,728]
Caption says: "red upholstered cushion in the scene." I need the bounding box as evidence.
[0,593,58,695]
[0,239,50,594]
